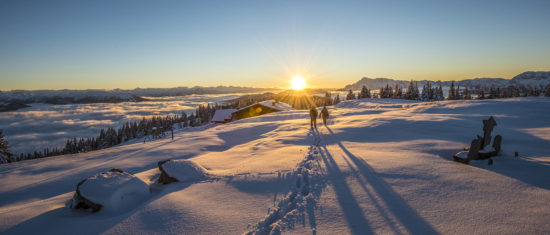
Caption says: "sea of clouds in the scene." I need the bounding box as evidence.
[0,94,243,154]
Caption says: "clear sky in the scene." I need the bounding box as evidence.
[1,0,549,90]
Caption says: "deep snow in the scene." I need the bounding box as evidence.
[68,169,150,213]
[1,97,549,234]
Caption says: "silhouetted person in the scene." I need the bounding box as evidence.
[321,106,329,126]
[309,107,318,129]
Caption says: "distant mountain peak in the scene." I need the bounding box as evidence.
[344,71,550,90]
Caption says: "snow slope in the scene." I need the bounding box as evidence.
[1,97,549,234]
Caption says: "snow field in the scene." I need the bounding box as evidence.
[246,134,325,235]
[0,97,549,234]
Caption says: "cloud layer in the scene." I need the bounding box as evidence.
[0,94,242,154]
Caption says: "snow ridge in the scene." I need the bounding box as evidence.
[245,132,326,235]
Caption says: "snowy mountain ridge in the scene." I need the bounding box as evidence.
[344,71,550,90]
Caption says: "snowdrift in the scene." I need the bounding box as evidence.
[158,159,211,184]
[68,169,150,213]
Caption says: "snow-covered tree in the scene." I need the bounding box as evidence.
[463,87,471,99]
[393,84,402,99]
[448,81,456,100]
[545,84,550,97]
[477,89,485,99]
[528,87,541,97]
[359,86,370,99]
[488,86,498,99]
[346,90,355,100]
[405,80,420,100]
[333,94,340,104]
[0,130,13,164]
[325,92,333,105]
[435,83,444,100]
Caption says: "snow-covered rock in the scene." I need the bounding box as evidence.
[157,159,210,184]
[68,169,150,213]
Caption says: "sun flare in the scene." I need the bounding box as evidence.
[291,76,306,90]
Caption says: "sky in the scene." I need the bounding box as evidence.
[0,0,549,90]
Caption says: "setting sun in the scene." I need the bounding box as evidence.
[291,76,306,90]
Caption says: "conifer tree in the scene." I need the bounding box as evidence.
[477,89,485,99]
[333,94,340,104]
[448,81,456,100]
[325,91,333,105]
[437,83,444,100]
[393,84,402,99]
[463,87,471,99]
[0,130,13,163]
[346,90,355,100]
[360,85,370,99]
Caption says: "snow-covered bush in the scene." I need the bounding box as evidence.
[68,169,150,213]
[157,159,210,184]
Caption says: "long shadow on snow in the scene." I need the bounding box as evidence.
[4,181,195,234]
[430,147,550,190]
[0,124,280,208]
[317,138,374,235]
[226,173,297,197]
[313,115,550,159]
[203,123,279,151]
[0,126,217,208]
[325,127,439,235]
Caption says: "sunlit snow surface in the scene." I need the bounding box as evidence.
[0,94,244,154]
[0,97,549,234]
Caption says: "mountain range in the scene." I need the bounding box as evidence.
[343,71,550,90]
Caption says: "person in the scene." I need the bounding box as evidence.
[309,106,318,129]
[321,106,329,126]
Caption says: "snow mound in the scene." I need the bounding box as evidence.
[158,159,210,184]
[68,169,150,213]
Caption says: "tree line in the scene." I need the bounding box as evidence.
[343,81,550,101]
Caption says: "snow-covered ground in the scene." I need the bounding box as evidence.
[0,97,549,234]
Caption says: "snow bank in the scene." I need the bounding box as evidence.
[158,159,210,184]
[68,169,150,213]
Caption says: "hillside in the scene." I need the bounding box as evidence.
[343,71,550,90]
[1,97,549,234]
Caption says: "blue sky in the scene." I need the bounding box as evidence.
[1,0,549,90]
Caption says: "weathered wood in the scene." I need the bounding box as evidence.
[468,135,483,160]
[482,116,497,148]
[493,135,502,153]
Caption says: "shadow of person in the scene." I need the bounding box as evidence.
[316,140,374,234]
[325,126,439,235]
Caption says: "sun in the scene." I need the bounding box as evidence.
[291,76,306,90]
